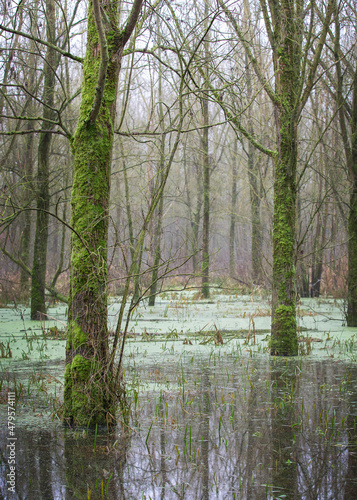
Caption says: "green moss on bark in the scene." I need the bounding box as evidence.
[64,0,125,427]
[270,9,300,356]
[347,185,357,326]
[347,69,357,325]
[271,305,298,356]
[64,353,116,427]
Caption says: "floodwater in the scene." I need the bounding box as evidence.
[1,295,357,499]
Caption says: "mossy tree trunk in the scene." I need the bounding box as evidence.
[334,8,357,325]
[347,69,357,325]
[220,0,333,355]
[269,1,301,355]
[30,0,56,320]
[267,0,332,355]
[64,0,143,427]
[271,110,299,355]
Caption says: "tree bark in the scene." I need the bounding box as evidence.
[269,0,305,355]
[245,51,263,284]
[347,67,357,325]
[201,0,210,298]
[64,0,143,426]
[333,5,357,325]
[149,17,165,306]
[19,122,35,294]
[220,0,333,355]
[229,139,238,278]
[30,0,56,319]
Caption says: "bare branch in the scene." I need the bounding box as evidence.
[0,23,83,63]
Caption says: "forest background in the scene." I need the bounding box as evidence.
[0,0,356,425]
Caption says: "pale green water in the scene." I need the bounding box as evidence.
[1,294,357,499]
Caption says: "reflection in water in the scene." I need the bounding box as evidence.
[271,361,298,499]
[1,354,357,499]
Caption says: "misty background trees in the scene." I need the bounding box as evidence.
[0,0,356,421]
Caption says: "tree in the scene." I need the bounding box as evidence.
[199,0,211,299]
[229,138,239,278]
[30,0,57,319]
[148,15,166,306]
[64,0,144,426]
[0,0,81,306]
[219,0,334,355]
[333,2,357,325]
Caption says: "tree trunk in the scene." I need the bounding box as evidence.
[201,0,210,298]
[334,9,357,325]
[149,19,165,306]
[229,140,238,278]
[148,188,164,306]
[30,0,56,319]
[121,140,141,301]
[346,66,357,325]
[64,0,143,426]
[220,0,333,355]
[271,120,298,355]
[201,99,210,298]
[245,52,263,284]
[19,122,35,294]
[270,13,299,355]
[248,141,262,284]
[191,163,203,273]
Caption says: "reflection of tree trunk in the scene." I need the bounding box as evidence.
[30,0,56,319]
[39,431,54,499]
[64,435,94,499]
[64,431,128,498]
[21,432,41,498]
[344,366,357,500]
[245,361,259,498]
[270,361,297,499]
[159,395,167,500]
[201,368,210,500]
